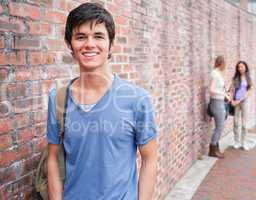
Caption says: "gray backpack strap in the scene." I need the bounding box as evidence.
[56,81,69,138]
[56,78,77,138]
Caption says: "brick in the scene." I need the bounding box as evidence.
[46,39,65,51]
[32,124,46,137]
[14,113,31,129]
[31,96,44,111]
[111,64,122,73]
[0,143,32,167]
[0,167,16,186]
[46,65,68,79]
[17,128,34,144]
[0,133,12,151]
[112,45,122,53]
[0,149,16,167]
[106,3,117,14]
[14,37,40,50]
[58,25,66,38]
[28,22,52,36]
[43,52,56,64]
[33,137,47,153]
[0,16,26,34]
[0,51,26,66]
[115,55,128,63]
[14,66,32,81]
[16,143,33,162]
[7,82,30,99]
[28,0,53,7]
[31,66,43,80]
[0,118,12,133]
[29,52,43,65]
[57,0,79,11]
[31,82,42,95]
[0,67,9,81]
[123,64,133,72]
[9,2,40,20]
[12,99,33,114]
[31,110,47,123]
[115,16,128,26]
[66,1,80,11]
[44,10,66,24]
[58,0,69,11]
[29,51,56,65]
[0,35,4,48]
[116,36,127,44]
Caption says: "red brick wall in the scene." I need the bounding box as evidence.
[0,0,256,199]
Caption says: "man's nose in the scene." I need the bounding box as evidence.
[85,36,95,48]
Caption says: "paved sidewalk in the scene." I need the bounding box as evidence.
[192,145,256,200]
[165,127,256,200]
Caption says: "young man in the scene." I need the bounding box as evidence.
[47,3,157,200]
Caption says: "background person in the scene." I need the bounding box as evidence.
[230,61,253,150]
[208,55,231,158]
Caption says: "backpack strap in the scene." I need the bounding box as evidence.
[56,78,78,140]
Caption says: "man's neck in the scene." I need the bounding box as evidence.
[77,69,114,91]
[78,65,114,90]
[71,69,114,105]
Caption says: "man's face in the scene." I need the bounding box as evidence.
[70,21,111,72]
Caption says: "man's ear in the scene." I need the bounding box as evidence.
[108,40,114,59]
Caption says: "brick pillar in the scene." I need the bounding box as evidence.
[240,0,248,10]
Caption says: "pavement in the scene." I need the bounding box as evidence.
[165,125,256,200]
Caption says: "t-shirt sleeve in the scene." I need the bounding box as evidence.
[134,91,158,145]
[46,88,61,144]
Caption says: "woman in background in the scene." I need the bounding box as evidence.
[208,56,231,158]
[230,61,253,150]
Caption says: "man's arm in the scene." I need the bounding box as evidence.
[138,139,157,200]
[47,144,63,200]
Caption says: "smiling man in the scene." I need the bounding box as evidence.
[47,3,158,200]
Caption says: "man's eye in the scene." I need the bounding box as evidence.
[76,36,85,40]
[95,35,104,39]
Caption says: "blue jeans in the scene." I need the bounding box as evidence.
[210,98,226,145]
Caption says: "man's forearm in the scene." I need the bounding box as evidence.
[48,156,63,200]
[138,159,157,200]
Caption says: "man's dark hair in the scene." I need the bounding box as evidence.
[65,2,115,50]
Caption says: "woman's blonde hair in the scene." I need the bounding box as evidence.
[214,55,225,70]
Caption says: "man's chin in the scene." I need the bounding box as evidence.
[79,65,102,72]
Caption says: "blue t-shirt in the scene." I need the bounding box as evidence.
[47,75,157,200]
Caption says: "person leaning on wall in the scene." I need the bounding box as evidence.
[208,55,231,159]
[229,61,253,151]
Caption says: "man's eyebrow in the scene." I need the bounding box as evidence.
[94,32,106,36]
[74,32,85,36]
